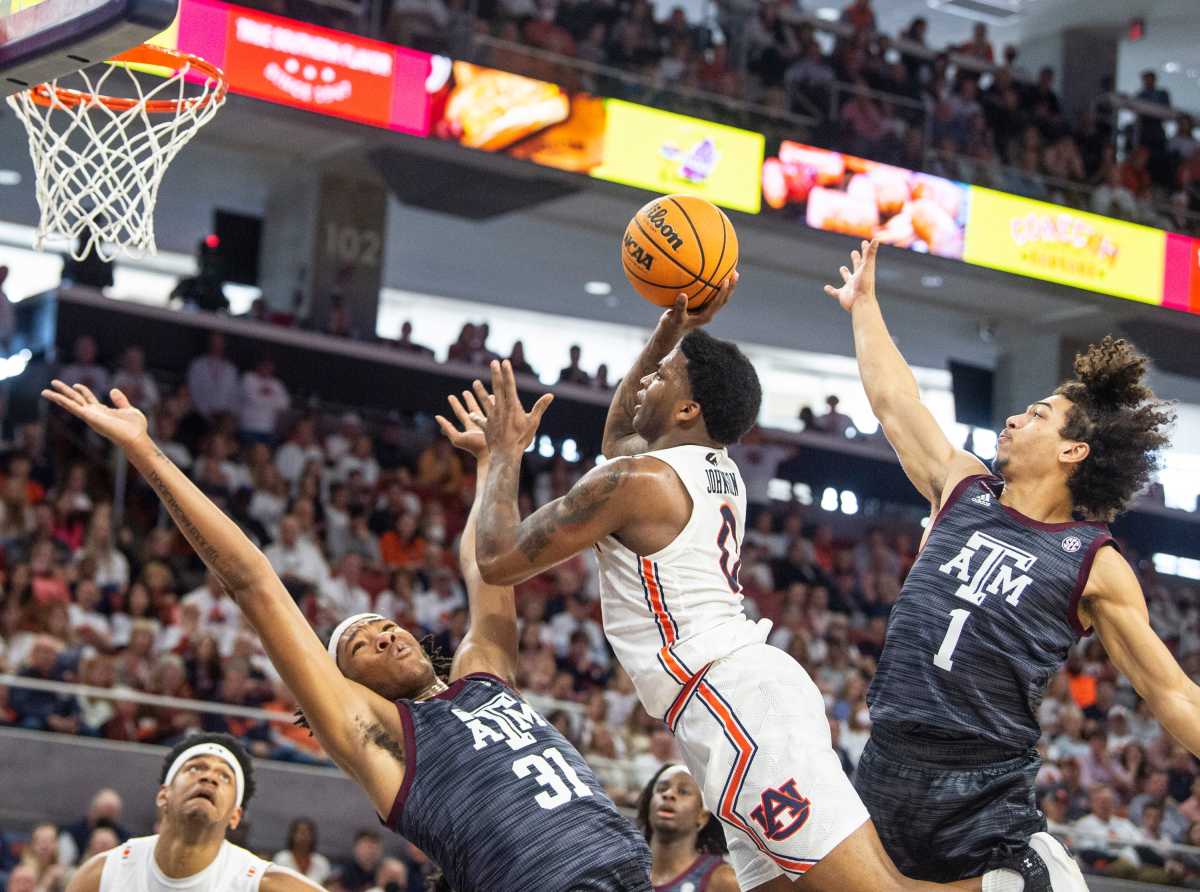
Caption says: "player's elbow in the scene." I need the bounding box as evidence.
[477,556,524,587]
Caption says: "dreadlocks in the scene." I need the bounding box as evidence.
[1054,336,1174,521]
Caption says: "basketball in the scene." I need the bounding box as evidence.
[621,194,739,309]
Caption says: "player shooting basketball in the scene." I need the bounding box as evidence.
[467,280,1038,892]
[42,380,652,892]
[826,239,1199,889]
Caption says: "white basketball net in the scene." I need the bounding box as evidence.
[5,55,226,261]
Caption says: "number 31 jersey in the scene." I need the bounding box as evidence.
[596,445,772,719]
[869,474,1114,750]
[384,673,650,892]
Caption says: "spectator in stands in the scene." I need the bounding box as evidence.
[1073,784,1144,872]
[1121,144,1154,202]
[57,789,126,869]
[275,417,324,484]
[273,818,332,886]
[508,340,537,378]
[840,0,875,34]
[10,636,78,734]
[364,858,408,892]
[393,320,434,358]
[58,336,109,397]
[954,22,993,64]
[336,435,381,488]
[264,514,329,594]
[17,823,63,892]
[238,356,290,443]
[1136,69,1171,151]
[110,347,159,414]
[558,344,591,385]
[379,512,426,571]
[744,1,795,88]
[0,265,11,348]
[816,394,852,437]
[185,331,240,419]
[415,438,462,496]
[1092,161,1139,220]
[785,42,835,109]
[323,553,371,617]
[1130,769,1189,842]
[336,830,384,892]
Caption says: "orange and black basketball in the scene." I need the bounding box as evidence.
[620,194,739,309]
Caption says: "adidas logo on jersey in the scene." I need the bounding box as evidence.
[971,492,992,507]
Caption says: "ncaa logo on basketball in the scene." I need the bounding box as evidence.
[1061,536,1082,553]
[622,233,655,271]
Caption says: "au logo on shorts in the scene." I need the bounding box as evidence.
[749,778,812,841]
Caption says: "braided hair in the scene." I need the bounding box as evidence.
[635,763,728,855]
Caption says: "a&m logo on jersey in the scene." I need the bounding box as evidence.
[938,530,1038,607]
[749,778,811,841]
[453,691,546,752]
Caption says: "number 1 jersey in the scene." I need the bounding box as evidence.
[595,445,772,719]
[869,474,1114,750]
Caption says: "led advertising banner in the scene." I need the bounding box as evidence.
[963,187,1167,306]
[1163,232,1200,314]
[590,99,764,214]
[428,64,763,214]
[762,141,968,259]
[428,59,606,174]
[175,0,432,134]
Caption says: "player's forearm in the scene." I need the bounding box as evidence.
[850,295,921,415]
[1148,685,1200,758]
[125,435,274,603]
[601,322,679,455]
[475,449,529,584]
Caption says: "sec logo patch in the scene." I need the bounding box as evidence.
[1061,536,1082,553]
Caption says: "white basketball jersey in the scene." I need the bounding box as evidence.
[99,836,271,892]
[596,444,771,717]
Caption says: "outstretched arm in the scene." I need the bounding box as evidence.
[471,361,648,586]
[1083,546,1200,756]
[41,382,403,816]
[825,240,985,509]
[435,385,519,685]
[602,276,737,458]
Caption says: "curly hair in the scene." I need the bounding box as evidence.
[635,763,728,855]
[159,732,257,812]
[680,330,762,446]
[1054,336,1174,521]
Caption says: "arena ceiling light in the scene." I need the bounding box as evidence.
[0,170,20,186]
[815,7,839,20]
[584,281,612,295]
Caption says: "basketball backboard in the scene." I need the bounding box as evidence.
[1,0,177,97]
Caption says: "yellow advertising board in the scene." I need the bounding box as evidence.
[963,187,1166,305]
[591,98,764,215]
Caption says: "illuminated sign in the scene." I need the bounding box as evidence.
[963,188,1166,305]
[762,141,967,259]
[175,0,431,134]
[592,99,764,214]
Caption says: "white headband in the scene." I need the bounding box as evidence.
[164,743,245,808]
[660,764,692,781]
[327,613,384,669]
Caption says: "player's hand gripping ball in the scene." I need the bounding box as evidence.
[621,194,739,309]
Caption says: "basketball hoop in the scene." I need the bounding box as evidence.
[5,44,227,261]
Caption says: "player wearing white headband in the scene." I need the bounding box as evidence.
[45,380,652,892]
[65,732,320,892]
[637,764,738,892]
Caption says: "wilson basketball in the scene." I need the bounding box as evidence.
[621,194,739,309]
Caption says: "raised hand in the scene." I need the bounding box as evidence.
[41,381,148,449]
[824,239,879,312]
[480,360,554,456]
[658,270,739,342]
[436,380,494,460]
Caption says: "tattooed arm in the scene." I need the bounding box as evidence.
[41,382,405,818]
[475,453,645,585]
